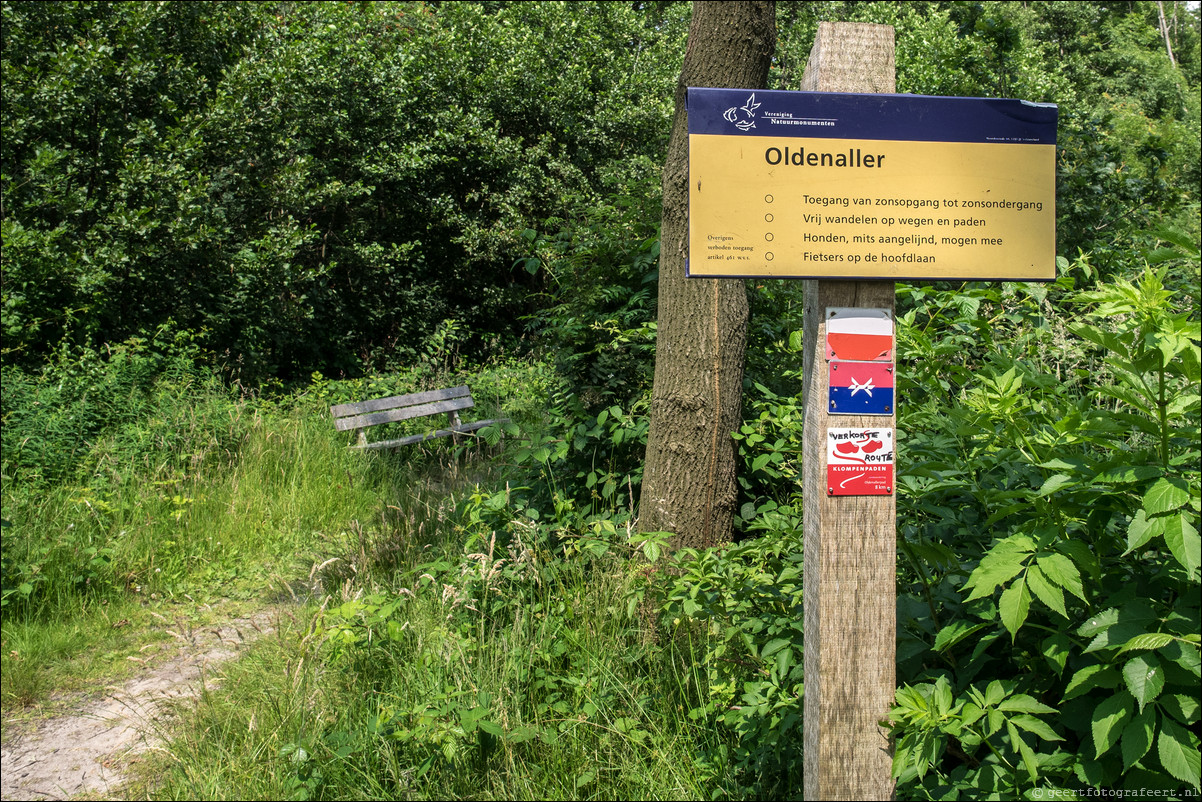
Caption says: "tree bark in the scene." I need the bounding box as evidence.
[638,1,775,550]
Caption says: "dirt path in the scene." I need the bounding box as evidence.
[1,609,282,801]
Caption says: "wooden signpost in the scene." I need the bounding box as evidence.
[798,25,897,799]
[685,20,1057,802]
[798,24,897,801]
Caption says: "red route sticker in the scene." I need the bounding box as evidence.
[827,427,894,496]
[825,307,894,362]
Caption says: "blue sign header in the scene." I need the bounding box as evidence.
[688,88,1057,145]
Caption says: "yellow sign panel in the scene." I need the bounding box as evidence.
[687,90,1058,281]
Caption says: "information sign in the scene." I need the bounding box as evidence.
[687,88,1057,280]
[826,428,894,496]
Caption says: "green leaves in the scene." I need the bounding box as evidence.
[1157,719,1202,788]
[962,533,1088,637]
[998,578,1032,638]
[1120,706,1155,771]
[893,253,1198,797]
[3,0,689,380]
[1122,654,1165,712]
[1143,477,1191,517]
[1091,689,1133,758]
[963,534,1033,603]
[1163,514,1201,578]
[1065,598,1202,783]
[890,678,1062,787]
[656,527,805,785]
[1126,491,1201,578]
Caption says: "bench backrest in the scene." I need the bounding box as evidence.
[330,385,474,432]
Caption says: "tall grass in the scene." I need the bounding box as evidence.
[138,466,726,801]
[0,337,468,712]
[3,347,750,798]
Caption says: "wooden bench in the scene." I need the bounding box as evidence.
[330,385,508,450]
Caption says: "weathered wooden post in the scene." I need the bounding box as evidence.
[798,22,897,801]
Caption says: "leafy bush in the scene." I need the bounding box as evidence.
[889,258,1200,798]
[0,329,253,616]
[648,507,806,799]
[2,1,689,381]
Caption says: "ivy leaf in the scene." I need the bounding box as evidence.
[1157,718,1201,787]
[1091,690,1133,758]
[1122,653,1165,712]
[998,578,1031,639]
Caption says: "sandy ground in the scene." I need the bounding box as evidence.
[1,610,281,801]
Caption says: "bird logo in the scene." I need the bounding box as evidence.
[723,93,761,131]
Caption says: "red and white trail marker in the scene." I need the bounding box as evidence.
[825,307,894,362]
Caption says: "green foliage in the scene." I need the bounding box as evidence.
[648,511,806,798]
[733,382,805,525]
[5,0,1197,387]
[276,455,717,801]
[891,677,1064,791]
[2,1,688,380]
[888,245,1200,797]
[0,330,248,616]
[1,328,227,487]
[517,160,664,410]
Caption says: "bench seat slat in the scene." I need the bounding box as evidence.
[329,385,471,419]
[352,418,509,450]
[334,396,474,431]
[332,384,506,451]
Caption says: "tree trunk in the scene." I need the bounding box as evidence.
[1156,1,1176,66]
[638,1,775,550]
